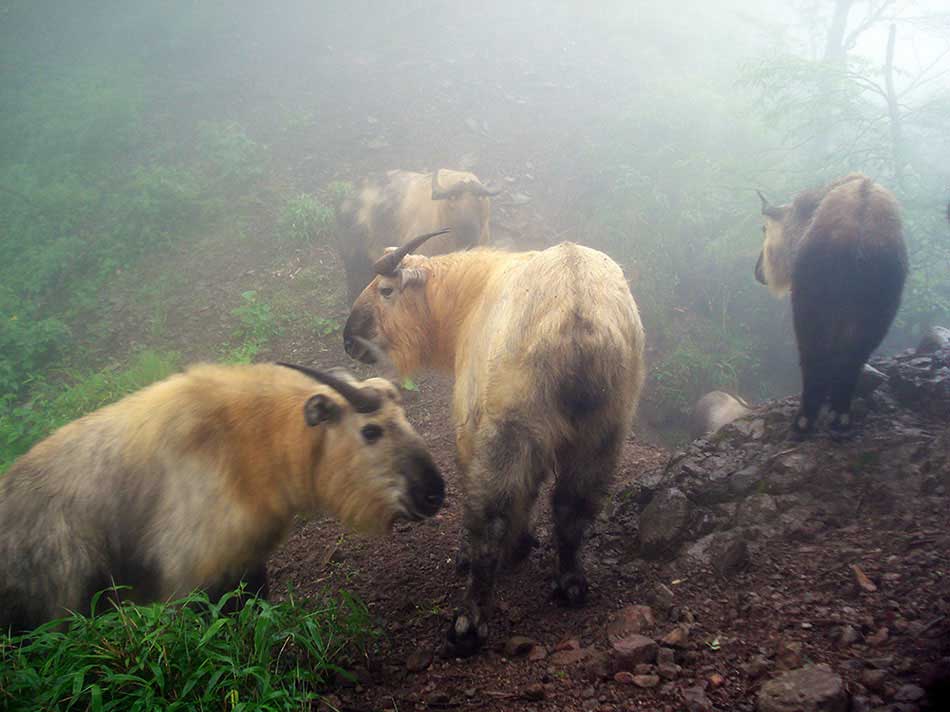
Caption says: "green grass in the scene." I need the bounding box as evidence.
[0,586,374,712]
[0,349,180,473]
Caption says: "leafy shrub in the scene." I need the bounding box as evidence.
[0,586,374,711]
[276,194,333,243]
[224,291,282,363]
[0,350,180,473]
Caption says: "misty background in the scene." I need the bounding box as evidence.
[1,0,948,463]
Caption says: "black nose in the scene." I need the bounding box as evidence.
[410,456,445,517]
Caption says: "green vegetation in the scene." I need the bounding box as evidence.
[0,586,374,712]
[0,350,179,473]
[277,194,334,243]
[225,291,282,364]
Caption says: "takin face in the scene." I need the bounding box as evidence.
[336,169,498,304]
[753,174,907,436]
[343,228,453,376]
[0,362,443,631]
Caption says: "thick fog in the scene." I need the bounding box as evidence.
[1,0,948,451]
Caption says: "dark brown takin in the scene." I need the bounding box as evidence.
[755,173,907,436]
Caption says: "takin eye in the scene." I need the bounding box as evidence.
[379,286,394,298]
[361,424,384,443]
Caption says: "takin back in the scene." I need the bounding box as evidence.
[0,362,443,631]
[343,234,645,656]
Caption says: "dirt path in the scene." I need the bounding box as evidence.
[268,364,949,712]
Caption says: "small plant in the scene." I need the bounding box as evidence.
[232,290,281,344]
[0,585,375,710]
[277,194,333,243]
[312,315,340,337]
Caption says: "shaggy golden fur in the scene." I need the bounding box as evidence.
[0,363,442,631]
[344,242,645,656]
[336,169,495,302]
[755,173,907,434]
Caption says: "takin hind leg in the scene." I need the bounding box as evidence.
[446,421,545,657]
[551,426,621,607]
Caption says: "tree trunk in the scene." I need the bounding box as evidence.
[884,23,904,189]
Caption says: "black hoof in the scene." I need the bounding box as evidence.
[552,571,588,608]
[454,549,471,576]
[445,611,488,658]
[790,412,813,440]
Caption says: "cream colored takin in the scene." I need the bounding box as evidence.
[344,232,645,656]
[0,363,443,632]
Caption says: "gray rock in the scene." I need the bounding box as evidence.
[610,634,658,668]
[916,325,950,354]
[639,488,691,558]
[683,530,749,577]
[736,493,779,527]
[757,664,848,712]
[893,684,925,702]
[856,364,888,397]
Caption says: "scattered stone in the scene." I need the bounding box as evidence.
[607,605,655,641]
[634,663,654,675]
[657,647,676,666]
[837,624,861,647]
[504,636,537,658]
[428,691,451,706]
[581,649,612,681]
[522,683,545,701]
[856,364,888,397]
[757,664,848,712]
[657,663,680,679]
[528,645,548,662]
[405,648,432,673]
[683,685,713,712]
[614,671,636,684]
[743,655,771,679]
[555,638,581,652]
[649,582,675,614]
[611,634,659,667]
[867,627,889,646]
[852,564,878,593]
[735,493,779,527]
[639,488,691,558]
[916,325,950,354]
[776,640,803,670]
[708,672,726,688]
[632,674,660,689]
[893,684,925,702]
[860,668,887,693]
[549,648,590,666]
[660,626,689,648]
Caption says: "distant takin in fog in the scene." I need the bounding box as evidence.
[344,233,645,656]
[755,173,907,435]
[0,363,443,632]
[336,168,498,303]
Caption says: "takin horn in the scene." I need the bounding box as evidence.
[373,227,451,276]
[756,189,771,213]
[431,169,501,200]
[276,362,382,413]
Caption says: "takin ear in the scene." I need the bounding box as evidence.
[304,394,341,426]
[399,267,429,289]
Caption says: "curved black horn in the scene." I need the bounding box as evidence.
[756,189,771,214]
[276,362,381,413]
[373,228,451,276]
